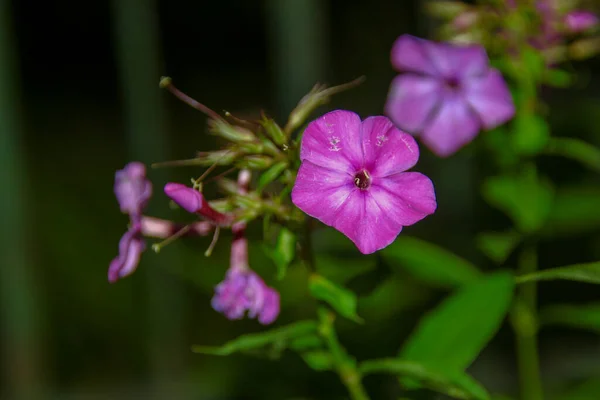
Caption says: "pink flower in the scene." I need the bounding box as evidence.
[291,110,437,254]
[114,162,152,220]
[564,11,598,33]
[385,35,515,157]
[108,223,145,283]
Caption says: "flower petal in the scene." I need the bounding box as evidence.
[391,34,439,76]
[300,110,363,174]
[258,289,280,325]
[462,69,515,130]
[361,116,420,177]
[426,44,489,79]
[385,75,443,134]
[370,172,437,226]
[291,160,354,223]
[164,183,203,213]
[332,190,404,254]
[421,91,481,157]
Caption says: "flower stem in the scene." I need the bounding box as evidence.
[512,244,543,400]
[317,308,371,400]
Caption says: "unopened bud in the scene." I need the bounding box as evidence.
[208,119,255,143]
[237,155,273,170]
[260,115,287,146]
[424,1,468,18]
[196,149,240,166]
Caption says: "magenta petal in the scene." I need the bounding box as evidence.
[385,75,443,134]
[424,42,489,80]
[564,10,598,33]
[371,172,437,226]
[164,183,203,213]
[391,35,439,76]
[258,289,280,325]
[108,227,145,283]
[300,110,363,174]
[333,190,403,254]
[421,92,480,157]
[291,160,354,223]
[361,116,420,177]
[463,69,515,130]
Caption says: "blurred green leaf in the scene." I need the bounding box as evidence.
[512,114,550,155]
[543,137,600,174]
[541,186,600,237]
[192,320,318,356]
[552,377,600,400]
[316,254,376,284]
[542,69,573,88]
[300,350,334,371]
[399,272,514,373]
[266,227,296,280]
[482,173,553,233]
[521,47,546,83]
[257,160,288,191]
[359,358,490,400]
[381,236,481,288]
[289,334,324,351]
[476,231,522,264]
[540,303,600,333]
[358,277,432,321]
[516,261,600,285]
[308,274,363,323]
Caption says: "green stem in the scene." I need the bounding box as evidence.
[317,308,371,400]
[513,244,543,400]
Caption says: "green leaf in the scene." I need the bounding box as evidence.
[400,272,515,373]
[512,114,550,155]
[552,377,600,400]
[476,231,522,264]
[308,274,363,323]
[192,320,318,356]
[540,303,600,333]
[482,172,553,233]
[541,186,600,237]
[381,236,481,288]
[516,261,600,285]
[542,69,573,88]
[300,350,334,371]
[257,161,288,191]
[289,334,324,351]
[359,358,490,400]
[316,254,376,284]
[543,137,600,174]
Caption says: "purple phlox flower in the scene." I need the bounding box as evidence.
[164,182,233,225]
[291,110,437,254]
[211,266,280,325]
[114,162,152,220]
[564,10,598,33]
[108,223,145,283]
[385,34,515,157]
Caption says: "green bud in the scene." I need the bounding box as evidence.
[216,178,239,195]
[425,1,468,19]
[208,119,255,143]
[197,148,240,166]
[260,115,287,146]
[236,155,273,170]
[257,161,289,191]
[569,37,600,60]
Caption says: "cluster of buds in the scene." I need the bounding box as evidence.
[108,76,365,324]
[428,0,599,64]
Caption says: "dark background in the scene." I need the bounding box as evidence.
[1,0,600,399]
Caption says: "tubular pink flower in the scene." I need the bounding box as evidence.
[385,35,515,157]
[164,182,233,225]
[291,110,437,254]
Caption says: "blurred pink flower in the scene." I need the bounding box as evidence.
[292,110,437,254]
[114,162,152,221]
[564,10,598,33]
[108,223,145,283]
[385,35,515,157]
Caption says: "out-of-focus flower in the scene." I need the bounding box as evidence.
[108,223,145,283]
[385,35,515,157]
[211,266,280,325]
[564,10,598,33]
[164,182,233,225]
[114,162,152,220]
[291,110,437,254]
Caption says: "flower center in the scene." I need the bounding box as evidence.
[445,76,460,89]
[354,170,371,190]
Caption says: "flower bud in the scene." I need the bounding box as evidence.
[260,116,287,146]
[236,155,273,170]
[208,119,255,143]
